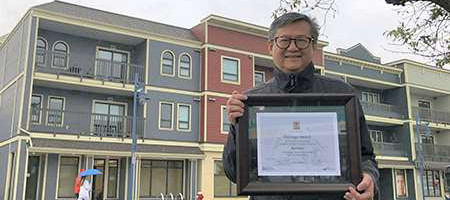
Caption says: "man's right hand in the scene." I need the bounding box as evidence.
[226,90,247,125]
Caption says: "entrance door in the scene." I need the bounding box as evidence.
[92,159,105,200]
[25,156,40,200]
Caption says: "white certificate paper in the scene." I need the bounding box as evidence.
[256,112,341,176]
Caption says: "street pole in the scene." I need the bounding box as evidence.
[128,73,139,200]
[415,110,426,200]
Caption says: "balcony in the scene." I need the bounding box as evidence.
[361,101,404,119]
[412,107,450,124]
[35,50,145,84]
[417,143,450,163]
[373,142,409,157]
[30,108,145,138]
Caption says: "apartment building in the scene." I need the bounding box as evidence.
[0,1,448,200]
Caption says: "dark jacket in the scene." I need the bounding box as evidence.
[222,62,379,200]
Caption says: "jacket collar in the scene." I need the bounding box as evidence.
[273,62,315,92]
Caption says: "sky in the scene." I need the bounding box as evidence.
[0,0,437,65]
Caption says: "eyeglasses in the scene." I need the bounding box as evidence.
[272,36,313,49]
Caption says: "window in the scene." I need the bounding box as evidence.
[179,54,191,78]
[254,71,265,86]
[418,100,431,109]
[36,37,47,66]
[52,41,69,68]
[177,104,191,131]
[31,95,43,124]
[222,57,239,83]
[361,92,381,104]
[370,129,398,143]
[423,170,441,197]
[418,100,432,120]
[93,101,126,136]
[107,159,119,198]
[140,160,183,198]
[161,51,175,76]
[214,160,237,197]
[395,169,407,197]
[369,130,384,143]
[221,106,231,133]
[47,96,64,126]
[58,157,79,198]
[159,102,173,129]
[96,48,129,80]
[420,135,434,144]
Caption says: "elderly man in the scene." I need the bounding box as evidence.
[223,12,379,200]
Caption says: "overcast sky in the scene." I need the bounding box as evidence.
[0,0,434,65]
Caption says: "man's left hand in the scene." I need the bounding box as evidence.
[344,173,374,200]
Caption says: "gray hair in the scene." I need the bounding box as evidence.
[268,12,320,45]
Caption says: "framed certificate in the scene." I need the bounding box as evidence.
[236,93,362,195]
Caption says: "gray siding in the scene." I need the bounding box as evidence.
[0,83,19,140]
[0,145,10,198]
[148,40,200,91]
[21,17,38,129]
[406,169,416,199]
[340,45,381,64]
[14,141,28,200]
[325,59,400,83]
[119,158,127,200]
[145,90,199,141]
[44,154,58,200]
[384,87,408,118]
[378,169,394,200]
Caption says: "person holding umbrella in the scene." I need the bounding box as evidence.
[78,169,102,200]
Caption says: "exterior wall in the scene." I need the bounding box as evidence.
[148,40,201,91]
[384,87,408,117]
[206,49,253,93]
[22,17,38,130]
[433,95,450,113]
[207,25,268,55]
[145,90,200,141]
[378,169,394,200]
[406,169,417,200]
[44,153,58,200]
[324,59,401,84]
[0,145,10,198]
[205,96,228,144]
[191,23,206,43]
[15,141,28,200]
[410,94,434,108]
[405,65,450,92]
[339,45,380,64]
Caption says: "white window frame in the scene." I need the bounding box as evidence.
[361,91,381,104]
[91,100,128,136]
[94,46,131,80]
[56,155,81,199]
[221,105,231,134]
[213,159,237,197]
[160,50,176,77]
[221,56,240,85]
[177,103,192,132]
[369,129,384,143]
[418,100,431,109]
[31,94,44,124]
[178,53,192,79]
[51,40,70,69]
[159,101,174,130]
[36,37,48,66]
[254,70,265,86]
[394,169,408,198]
[46,96,65,127]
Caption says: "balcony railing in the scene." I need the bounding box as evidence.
[416,143,450,163]
[35,50,144,84]
[30,108,145,138]
[412,107,450,124]
[372,142,409,157]
[361,101,404,119]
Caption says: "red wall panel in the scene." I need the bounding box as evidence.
[208,25,269,55]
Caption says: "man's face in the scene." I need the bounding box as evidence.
[268,20,315,73]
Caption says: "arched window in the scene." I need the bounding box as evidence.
[161,50,174,76]
[36,37,47,66]
[178,53,191,78]
[52,41,69,68]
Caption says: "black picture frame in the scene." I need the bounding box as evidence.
[236,93,362,195]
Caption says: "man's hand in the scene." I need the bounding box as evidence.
[226,90,247,125]
[344,173,374,200]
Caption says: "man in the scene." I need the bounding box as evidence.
[223,12,379,200]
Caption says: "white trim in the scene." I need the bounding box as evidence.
[220,56,241,85]
[394,168,409,198]
[51,40,70,69]
[41,154,48,200]
[46,95,66,127]
[12,140,22,200]
[36,36,48,66]
[178,52,193,79]
[176,103,192,132]
[3,151,13,200]
[22,145,30,200]
[158,101,174,130]
[30,94,44,124]
[160,50,176,77]
[220,105,230,134]
[28,17,40,130]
